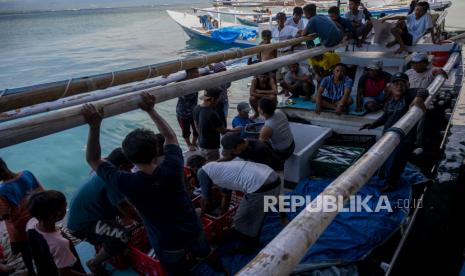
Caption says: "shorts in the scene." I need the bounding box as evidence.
[355,23,370,37]
[233,180,281,238]
[71,219,129,256]
[200,148,220,162]
[401,28,413,46]
[155,230,211,275]
[321,95,342,104]
[177,116,198,139]
[363,91,385,106]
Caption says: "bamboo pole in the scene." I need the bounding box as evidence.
[0,36,312,113]
[0,42,344,149]
[237,52,460,276]
[0,58,243,123]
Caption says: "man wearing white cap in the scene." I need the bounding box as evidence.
[405,52,447,89]
[356,60,392,112]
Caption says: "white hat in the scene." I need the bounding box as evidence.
[411,52,428,63]
[367,60,383,70]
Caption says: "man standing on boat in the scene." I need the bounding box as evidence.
[272,12,299,53]
[303,4,343,48]
[82,93,226,275]
[345,0,373,47]
[176,68,200,151]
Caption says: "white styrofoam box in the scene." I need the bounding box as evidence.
[284,123,332,183]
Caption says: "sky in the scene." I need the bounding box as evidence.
[0,0,207,12]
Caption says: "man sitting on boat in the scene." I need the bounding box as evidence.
[285,7,306,33]
[303,3,343,48]
[258,98,295,162]
[82,93,226,275]
[406,52,448,89]
[309,51,341,83]
[356,60,392,112]
[280,62,314,100]
[194,157,281,251]
[314,63,354,115]
[220,132,283,170]
[383,1,434,54]
[67,148,141,274]
[345,0,373,47]
[250,73,278,118]
[328,6,357,40]
[360,72,428,191]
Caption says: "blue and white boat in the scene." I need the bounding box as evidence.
[166,10,259,48]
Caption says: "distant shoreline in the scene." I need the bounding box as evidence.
[0,2,205,16]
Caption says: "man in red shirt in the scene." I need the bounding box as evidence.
[356,60,392,112]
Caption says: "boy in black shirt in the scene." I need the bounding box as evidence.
[193,88,235,161]
[360,72,428,191]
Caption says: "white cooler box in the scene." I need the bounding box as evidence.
[284,123,332,183]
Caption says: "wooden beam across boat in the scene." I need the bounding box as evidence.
[0,36,313,114]
[237,52,461,276]
[0,42,345,149]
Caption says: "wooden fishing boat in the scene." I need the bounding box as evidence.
[166,10,259,48]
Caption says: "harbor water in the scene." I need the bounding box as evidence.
[1,0,465,199]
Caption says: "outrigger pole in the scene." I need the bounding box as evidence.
[0,36,312,113]
[237,51,460,276]
[0,41,343,149]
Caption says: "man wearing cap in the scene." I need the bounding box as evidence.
[406,52,447,89]
[193,88,235,161]
[232,102,254,130]
[356,60,392,112]
[220,132,283,170]
[360,72,428,191]
[194,158,281,249]
[281,62,314,100]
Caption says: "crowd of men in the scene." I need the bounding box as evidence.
[0,1,445,275]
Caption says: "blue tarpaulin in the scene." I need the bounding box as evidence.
[193,165,424,275]
[211,26,257,44]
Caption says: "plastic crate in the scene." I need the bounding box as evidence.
[129,246,166,276]
[324,133,376,152]
[201,216,214,242]
[310,145,365,177]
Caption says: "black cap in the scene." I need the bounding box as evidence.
[203,88,222,99]
[391,72,409,83]
[221,132,244,150]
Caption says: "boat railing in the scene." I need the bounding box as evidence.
[0,36,312,113]
[237,51,461,276]
[0,37,338,149]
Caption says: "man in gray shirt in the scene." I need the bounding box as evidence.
[281,63,314,100]
[258,98,295,162]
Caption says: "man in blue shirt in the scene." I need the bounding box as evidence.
[67,148,140,274]
[232,101,254,130]
[303,4,343,48]
[328,6,356,39]
[82,93,225,275]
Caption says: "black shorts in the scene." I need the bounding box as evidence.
[401,28,413,46]
[177,116,198,139]
[71,219,130,256]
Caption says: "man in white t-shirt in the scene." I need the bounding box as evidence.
[285,7,306,32]
[383,1,434,53]
[195,158,281,247]
[272,12,299,53]
[406,52,447,89]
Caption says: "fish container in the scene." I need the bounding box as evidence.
[284,123,332,183]
[310,145,365,177]
[243,122,264,139]
[325,133,376,151]
[129,246,167,276]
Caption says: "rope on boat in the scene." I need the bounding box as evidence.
[108,71,115,88]
[179,59,184,72]
[60,78,73,99]
[0,88,6,98]
[146,65,152,79]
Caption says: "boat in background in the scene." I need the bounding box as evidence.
[166,10,259,47]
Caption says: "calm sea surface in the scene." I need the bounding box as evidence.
[0,1,464,198]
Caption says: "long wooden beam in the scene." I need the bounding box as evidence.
[0,36,312,113]
[237,52,460,276]
[0,43,344,149]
